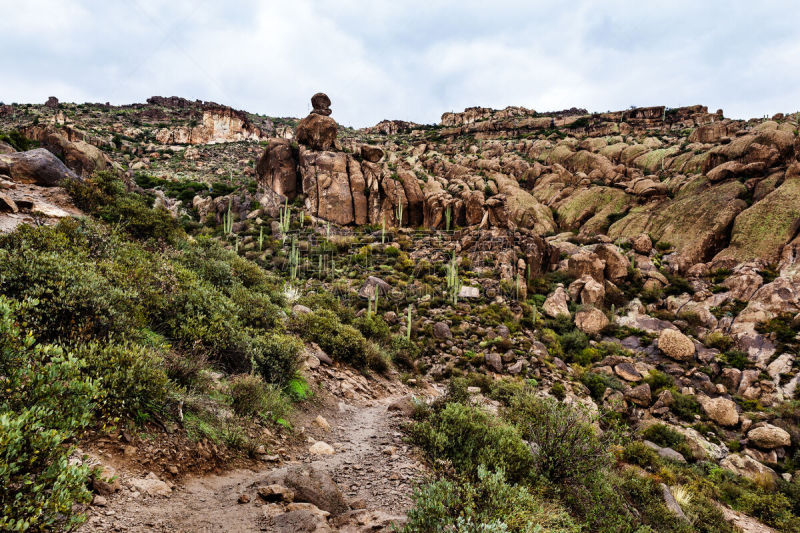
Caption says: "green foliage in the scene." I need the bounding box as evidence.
[251,333,303,386]
[228,373,271,417]
[671,392,700,421]
[290,310,375,369]
[286,376,313,401]
[0,129,37,151]
[353,314,391,343]
[621,441,660,469]
[409,402,534,484]
[505,394,618,485]
[402,467,580,533]
[723,349,750,370]
[644,369,674,394]
[550,382,566,401]
[64,171,182,242]
[0,297,95,532]
[581,371,624,401]
[641,424,685,449]
[72,341,170,420]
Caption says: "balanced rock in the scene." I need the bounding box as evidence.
[311,92,332,116]
[296,114,338,151]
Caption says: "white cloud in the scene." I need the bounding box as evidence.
[0,1,798,126]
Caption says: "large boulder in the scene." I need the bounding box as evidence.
[720,453,778,483]
[575,306,609,335]
[748,424,791,449]
[310,92,332,116]
[713,168,800,265]
[657,329,695,361]
[296,114,338,151]
[299,148,354,225]
[0,148,79,186]
[567,251,605,283]
[256,139,299,199]
[543,286,570,318]
[700,396,739,427]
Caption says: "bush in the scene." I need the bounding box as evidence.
[0,297,95,531]
[353,314,391,343]
[644,369,674,394]
[73,341,170,420]
[390,335,420,370]
[551,382,566,401]
[641,424,685,449]
[409,402,534,483]
[622,441,660,469]
[581,371,624,401]
[228,373,269,417]
[252,333,303,385]
[290,310,371,369]
[402,466,580,533]
[505,394,618,485]
[671,392,700,421]
[64,171,181,242]
[705,332,734,351]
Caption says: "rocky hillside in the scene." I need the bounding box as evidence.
[2,93,800,532]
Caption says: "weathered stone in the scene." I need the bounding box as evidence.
[574,307,609,335]
[658,329,695,361]
[257,139,298,199]
[0,148,79,186]
[543,286,570,318]
[625,383,652,406]
[700,396,739,427]
[748,424,791,449]
[296,114,338,151]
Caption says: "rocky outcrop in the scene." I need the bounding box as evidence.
[0,148,79,186]
[154,104,271,145]
[256,139,299,199]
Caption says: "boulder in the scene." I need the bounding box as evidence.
[432,321,452,340]
[614,362,643,382]
[299,148,354,225]
[0,148,79,186]
[658,329,695,361]
[358,276,391,299]
[747,424,791,449]
[594,244,630,282]
[567,251,605,283]
[543,286,570,318]
[257,139,299,199]
[263,466,349,516]
[485,352,503,373]
[700,396,739,427]
[625,383,652,406]
[632,234,652,254]
[720,453,778,483]
[360,145,384,163]
[296,114,338,151]
[574,307,609,335]
[310,92,332,116]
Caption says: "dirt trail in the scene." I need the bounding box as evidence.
[79,395,423,532]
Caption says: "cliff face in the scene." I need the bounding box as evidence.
[155,105,271,145]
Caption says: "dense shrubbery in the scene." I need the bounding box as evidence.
[402,467,580,533]
[0,297,95,532]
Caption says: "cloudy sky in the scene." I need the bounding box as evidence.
[1,1,798,127]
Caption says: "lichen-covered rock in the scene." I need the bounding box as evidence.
[574,306,609,335]
[747,424,791,449]
[609,178,746,271]
[713,169,800,265]
[658,329,695,361]
[700,396,739,427]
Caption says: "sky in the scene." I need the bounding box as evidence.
[1,1,799,128]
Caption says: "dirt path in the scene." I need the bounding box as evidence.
[79,395,423,532]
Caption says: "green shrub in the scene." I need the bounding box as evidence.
[705,332,734,351]
[402,467,580,533]
[723,349,750,370]
[644,369,674,394]
[641,424,685,449]
[64,171,181,242]
[290,310,371,368]
[353,314,391,343]
[505,394,618,484]
[73,341,170,420]
[551,382,566,401]
[252,333,303,385]
[0,297,95,531]
[560,329,589,357]
[228,373,270,417]
[409,402,534,483]
[671,392,700,421]
[622,441,660,469]
[390,335,420,370]
[581,371,624,401]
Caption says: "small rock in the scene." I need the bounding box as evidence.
[313,415,331,432]
[658,329,695,361]
[238,493,251,504]
[258,484,295,503]
[309,441,335,455]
